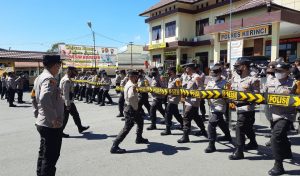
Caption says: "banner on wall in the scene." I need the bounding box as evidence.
[228,40,243,70]
[58,44,117,68]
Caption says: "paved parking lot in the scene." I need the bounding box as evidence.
[0,93,299,176]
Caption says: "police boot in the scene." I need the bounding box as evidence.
[268,160,285,175]
[78,126,90,133]
[228,147,244,160]
[135,134,149,144]
[116,113,124,117]
[177,130,190,143]
[161,126,171,136]
[110,144,126,154]
[205,141,216,153]
[244,141,258,150]
[147,124,157,130]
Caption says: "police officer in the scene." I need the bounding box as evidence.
[137,69,151,117]
[264,62,296,175]
[229,58,260,160]
[100,72,113,106]
[7,72,17,107]
[60,66,90,138]
[110,70,148,154]
[116,70,127,117]
[204,65,232,153]
[115,70,121,94]
[147,68,165,130]
[177,63,207,143]
[73,72,81,100]
[91,70,99,103]
[84,72,93,103]
[78,71,87,101]
[31,55,64,176]
[195,65,207,121]
[1,72,7,100]
[15,73,26,103]
[161,67,183,136]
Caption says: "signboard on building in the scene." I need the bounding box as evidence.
[58,44,117,68]
[228,40,243,70]
[149,43,166,50]
[220,25,270,42]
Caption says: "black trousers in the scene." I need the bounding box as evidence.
[74,85,79,99]
[118,92,125,115]
[182,105,205,132]
[85,87,93,103]
[63,103,83,131]
[17,89,23,102]
[97,89,104,104]
[1,87,7,99]
[36,125,62,176]
[138,93,150,115]
[79,86,86,100]
[113,106,144,145]
[164,103,183,128]
[271,119,292,161]
[208,112,231,141]
[102,90,112,104]
[150,98,165,125]
[235,111,256,147]
[7,88,15,106]
[200,99,206,116]
[92,88,99,101]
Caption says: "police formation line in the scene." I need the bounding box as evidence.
[29,54,300,176]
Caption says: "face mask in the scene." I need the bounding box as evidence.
[275,72,288,80]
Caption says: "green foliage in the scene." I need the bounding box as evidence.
[47,42,65,53]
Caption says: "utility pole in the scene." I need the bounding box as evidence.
[129,42,133,68]
[87,21,97,70]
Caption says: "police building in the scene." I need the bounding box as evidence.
[140,0,300,74]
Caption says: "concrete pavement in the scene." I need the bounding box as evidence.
[0,93,299,176]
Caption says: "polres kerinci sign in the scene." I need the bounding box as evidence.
[219,25,271,42]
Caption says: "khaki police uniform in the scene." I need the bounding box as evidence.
[148,76,165,129]
[1,76,7,99]
[100,75,113,105]
[231,74,260,149]
[137,76,151,116]
[117,76,128,116]
[31,69,64,176]
[85,75,93,103]
[60,75,86,133]
[265,77,296,161]
[7,75,16,106]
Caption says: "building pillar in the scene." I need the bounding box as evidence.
[271,22,280,61]
[176,48,181,66]
[213,33,220,64]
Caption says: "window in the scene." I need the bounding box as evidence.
[196,18,209,36]
[165,21,176,38]
[152,25,161,41]
[215,17,225,24]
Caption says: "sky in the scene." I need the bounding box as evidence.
[0,0,159,52]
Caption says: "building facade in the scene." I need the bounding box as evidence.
[140,0,300,74]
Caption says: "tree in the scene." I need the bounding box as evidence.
[47,42,65,53]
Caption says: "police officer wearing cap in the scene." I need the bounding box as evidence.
[31,54,64,176]
[116,70,127,117]
[110,70,149,154]
[229,58,260,160]
[177,63,207,143]
[204,64,232,153]
[161,66,183,135]
[100,72,113,106]
[137,69,151,117]
[60,66,90,138]
[147,67,165,130]
[7,72,17,107]
[264,62,296,175]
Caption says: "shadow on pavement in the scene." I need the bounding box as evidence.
[69,132,117,140]
[285,170,300,175]
[14,105,32,108]
[126,142,190,155]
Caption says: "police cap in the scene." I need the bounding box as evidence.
[275,62,290,71]
[233,57,251,67]
[210,65,222,76]
[182,63,196,69]
[43,55,61,65]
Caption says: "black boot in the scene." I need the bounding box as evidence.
[147,124,157,130]
[229,147,244,160]
[110,144,126,154]
[268,160,285,175]
[135,135,149,144]
[78,126,90,133]
[205,141,216,153]
[245,141,258,150]
[116,114,124,117]
[177,130,190,143]
[161,126,171,136]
